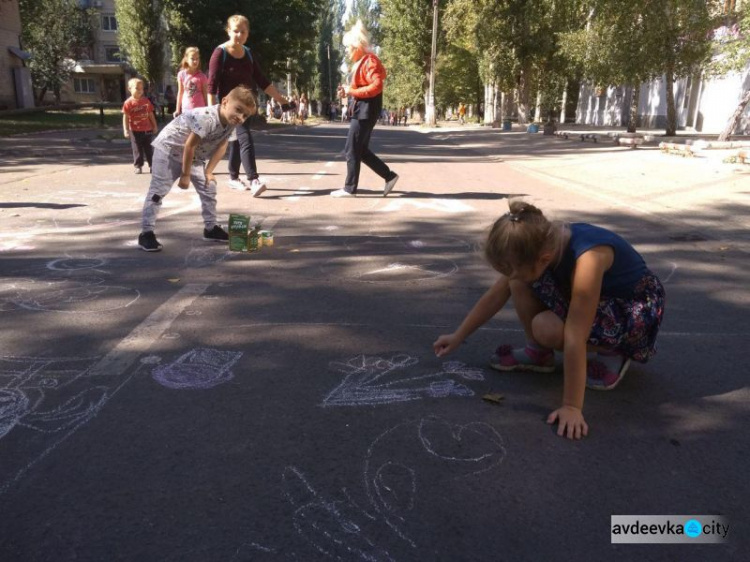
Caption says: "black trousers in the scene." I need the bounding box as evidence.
[228,118,258,181]
[344,115,392,193]
[130,131,154,169]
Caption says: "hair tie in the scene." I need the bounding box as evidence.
[507,212,520,223]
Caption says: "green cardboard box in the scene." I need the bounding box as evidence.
[228,214,250,251]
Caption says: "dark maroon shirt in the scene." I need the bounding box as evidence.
[207,46,271,100]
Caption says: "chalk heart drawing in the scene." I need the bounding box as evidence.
[322,354,484,407]
[151,348,242,389]
[363,416,507,549]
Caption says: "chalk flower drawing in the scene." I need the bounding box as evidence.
[151,348,242,389]
[322,355,484,407]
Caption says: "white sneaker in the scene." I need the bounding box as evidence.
[250,178,267,197]
[383,174,399,197]
[331,188,355,197]
[228,179,248,191]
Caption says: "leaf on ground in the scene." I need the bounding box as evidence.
[482,393,505,404]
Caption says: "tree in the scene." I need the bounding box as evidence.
[560,0,714,135]
[313,0,345,113]
[19,0,94,104]
[710,2,750,140]
[345,0,382,47]
[161,0,324,85]
[378,0,434,113]
[115,0,167,85]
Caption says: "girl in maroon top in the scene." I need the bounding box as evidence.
[207,14,294,196]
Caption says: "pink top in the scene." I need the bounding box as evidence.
[177,69,208,110]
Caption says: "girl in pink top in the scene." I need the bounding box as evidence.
[174,47,208,116]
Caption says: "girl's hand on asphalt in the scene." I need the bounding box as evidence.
[177,174,190,190]
[547,406,589,440]
[433,334,460,357]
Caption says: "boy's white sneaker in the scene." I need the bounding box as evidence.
[331,188,355,197]
[228,179,248,191]
[250,178,267,197]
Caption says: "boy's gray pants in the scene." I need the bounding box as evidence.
[141,149,217,232]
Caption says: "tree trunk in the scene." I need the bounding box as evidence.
[517,66,531,124]
[627,83,640,133]
[36,87,47,105]
[665,70,677,136]
[718,89,750,141]
[560,82,568,125]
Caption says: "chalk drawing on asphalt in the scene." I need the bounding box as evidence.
[0,255,140,313]
[235,416,505,559]
[321,355,483,407]
[320,256,458,283]
[151,348,242,390]
[362,416,507,547]
[0,283,209,495]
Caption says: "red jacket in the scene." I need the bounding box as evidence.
[349,53,386,99]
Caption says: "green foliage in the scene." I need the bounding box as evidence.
[379,0,433,109]
[162,0,324,83]
[345,0,383,47]
[313,1,345,104]
[560,0,714,87]
[19,0,95,103]
[709,2,750,76]
[114,0,166,84]
[434,42,480,108]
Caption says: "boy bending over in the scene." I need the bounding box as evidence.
[137,85,256,252]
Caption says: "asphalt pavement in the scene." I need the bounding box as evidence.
[0,120,748,561]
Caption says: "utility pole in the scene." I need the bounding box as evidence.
[326,43,333,121]
[425,0,439,126]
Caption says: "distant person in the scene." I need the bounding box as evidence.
[434,200,665,440]
[331,20,398,198]
[458,103,466,124]
[174,47,208,117]
[122,77,158,174]
[136,86,257,252]
[164,85,177,115]
[207,14,295,196]
[299,93,308,123]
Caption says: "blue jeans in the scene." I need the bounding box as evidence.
[228,118,258,181]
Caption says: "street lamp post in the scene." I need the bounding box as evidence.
[425,0,439,126]
[326,43,333,121]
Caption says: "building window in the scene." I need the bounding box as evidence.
[74,78,97,94]
[104,46,122,62]
[102,14,117,31]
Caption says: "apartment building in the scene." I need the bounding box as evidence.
[0,0,34,109]
[59,0,128,103]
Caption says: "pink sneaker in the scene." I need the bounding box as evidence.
[586,356,631,390]
[489,344,555,373]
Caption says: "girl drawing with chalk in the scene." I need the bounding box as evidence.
[433,201,665,439]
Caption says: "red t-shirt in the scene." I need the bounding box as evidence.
[122,97,154,132]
